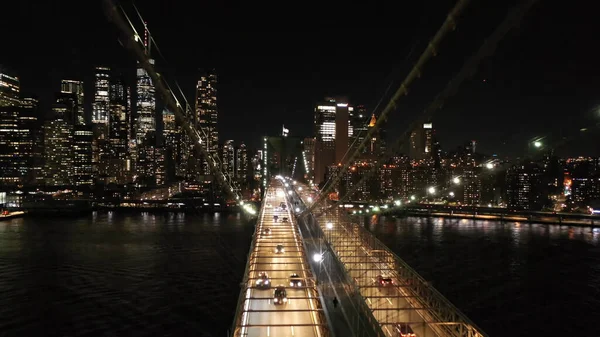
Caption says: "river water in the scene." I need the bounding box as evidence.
[0,212,598,336]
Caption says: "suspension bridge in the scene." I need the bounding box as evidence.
[101,0,543,335]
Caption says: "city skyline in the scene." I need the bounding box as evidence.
[2,0,598,157]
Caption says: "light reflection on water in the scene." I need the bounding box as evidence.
[367,215,600,337]
[0,211,254,336]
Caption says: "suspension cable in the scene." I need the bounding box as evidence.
[305,0,473,214]
[330,0,540,208]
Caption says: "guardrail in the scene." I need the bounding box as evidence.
[293,184,488,337]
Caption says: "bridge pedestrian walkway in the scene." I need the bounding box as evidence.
[294,182,487,337]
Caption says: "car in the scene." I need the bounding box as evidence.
[255,272,271,289]
[376,275,394,287]
[273,215,279,222]
[289,273,302,287]
[275,244,285,254]
[265,203,272,208]
[273,286,288,305]
[281,217,289,223]
[394,323,416,337]
[262,228,272,236]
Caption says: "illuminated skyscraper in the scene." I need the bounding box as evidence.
[313,97,352,184]
[236,142,248,181]
[108,76,129,184]
[44,106,74,186]
[0,68,21,107]
[195,70,218,174]
[222,140,235,183]
[136,59,156,147]
[92,67,110,125]
[61,80,85,125]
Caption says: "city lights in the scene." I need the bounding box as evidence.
[312,253,324,263]
[453,177,460,184]
[428,187,436,195]
[326,222,333,229]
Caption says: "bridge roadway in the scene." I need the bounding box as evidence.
[294,182,485,337]
[234,179,327,337]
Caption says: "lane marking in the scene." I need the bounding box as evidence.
[291,326,295,336]
[267,325,270,337]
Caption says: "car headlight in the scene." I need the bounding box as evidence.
[298,282,302,286]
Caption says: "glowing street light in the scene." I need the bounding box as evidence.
[295,207,300,212]
[486,163,494,170]
[288,190,293,195]
[313,253,324,263]
[410,195,416,201]
[326,222,333,229]
[449,192,455,197]
[298,187,303,191]
[533,141,542,148]
[394,200,401,206]
[428,186,436,195]
[453,177,460,185]
[307,197,313,203]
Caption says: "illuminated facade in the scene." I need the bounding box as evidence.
[222,140,235,183]
[72,125,93,186]
[136,59,156,147]
[236,142,248,181]
[302,138,315,182]
[313,97,352,184]
[61,80,85,125]
[108,77,129,184]
[195,71,219,174]
[44,107,74,186]
[163,108,182,182]
[0,93,37,186]
[409,122,434,160]
[0,70,20,107]
[92,67,110,125]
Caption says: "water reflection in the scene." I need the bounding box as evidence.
[365,216,600,337]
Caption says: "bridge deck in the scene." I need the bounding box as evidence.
[234,180,326,337]
[296,183,485,337]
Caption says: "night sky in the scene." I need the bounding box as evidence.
[2,0,599,157]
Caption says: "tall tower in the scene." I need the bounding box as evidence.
[61,80,85,125]
[222,140,235,183]
[108,75,128,184]
[92,67,110,125]
[0,68,20,107]
[195,70,218,175]
[136,59,156,147]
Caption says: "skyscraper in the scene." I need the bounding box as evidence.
[0,69,21,107]
[61,80,85,125]
[92,67,110,125]
[163,108,181,182]
[313,97,352,184]
[0,73,37,186]
[108,76,129,184]
[409,122,434,160]
[195,70,218,174]
[222,140,235,182]
[236,142,248,181]
[136,59,156,147]
[44,106,74,186]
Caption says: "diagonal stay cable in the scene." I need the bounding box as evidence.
[305,0,472,215]
[330,0,540,209]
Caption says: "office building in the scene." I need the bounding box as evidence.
[44,107,74,186]
[72,125,93,186]
[195,70,219,174]
[61,80,85,125]
[136,59,156,147]
[236,142,248,181]
[92,67,110,125]
[0,69,20,107]
[222,140,235,182]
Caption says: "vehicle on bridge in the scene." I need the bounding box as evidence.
[275,244,285,254]
[394,323,416,337]
[255,272,271,289]
[261,228,272,236]
[273,286,288,305]
[273,215,279,222]
[289,273,302,287]
[281,217,289,223]
[376,275,395,287]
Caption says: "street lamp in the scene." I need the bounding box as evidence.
[326,222,333,229]
[428,186,436,195]
[394,200,401,206]
[295,207,300,212]
[313,253,324,263]
[452,177,460,185]
[307,197,313,203]
[486,163,494,170]
[449,192,455,197]
[410,195,416,201]
[533,141,542,148]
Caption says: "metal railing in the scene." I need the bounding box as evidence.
[294,183,488,337]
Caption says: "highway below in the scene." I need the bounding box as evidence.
[235,179,327,337]
[295,183,484,337]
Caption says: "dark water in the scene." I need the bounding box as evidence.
[0,212,254,337]
[366,216,600,337]
[1,213,599,337]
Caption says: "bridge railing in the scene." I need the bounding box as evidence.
[316,199,488,337]
[229,197,265,337]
